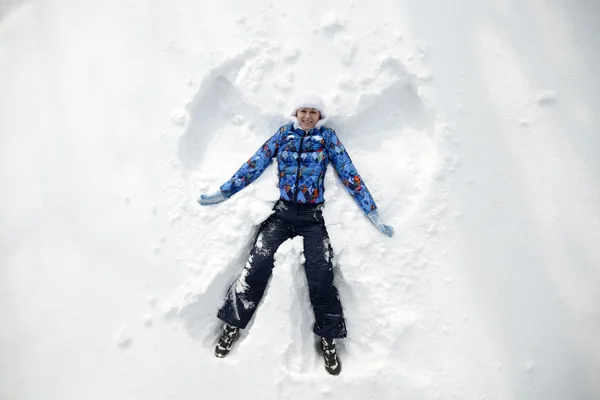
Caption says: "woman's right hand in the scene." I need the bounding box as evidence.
[197,191,227,206]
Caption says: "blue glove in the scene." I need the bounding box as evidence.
[197,191,227,206]
[367,210,394,237]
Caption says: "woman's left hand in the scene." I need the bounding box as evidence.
[377,223,395,237]
[367,210,394,237]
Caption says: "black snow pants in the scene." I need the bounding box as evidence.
[217,200,347,339]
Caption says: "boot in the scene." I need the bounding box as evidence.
[320,337,341,375]
[214,323,240,358]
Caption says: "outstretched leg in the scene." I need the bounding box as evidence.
[299,223,347,339]
[217,215,294,329]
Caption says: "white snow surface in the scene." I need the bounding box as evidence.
[1,1,599,399]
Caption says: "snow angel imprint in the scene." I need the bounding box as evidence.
[198,93,394,376]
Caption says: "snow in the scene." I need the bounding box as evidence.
[536,90,558,104]
[115,326,133,348]
[1,0,600,399]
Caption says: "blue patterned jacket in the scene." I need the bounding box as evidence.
[220,124,378,215]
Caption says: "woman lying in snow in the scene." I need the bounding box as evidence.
[198,93,393,376]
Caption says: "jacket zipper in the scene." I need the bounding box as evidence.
[294,130,307,202]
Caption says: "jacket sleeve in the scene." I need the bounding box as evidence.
[325,129,378,215]
[219,127,283,198]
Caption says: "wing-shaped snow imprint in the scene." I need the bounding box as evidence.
[328,56,435,149]
[276,58,452,377]
[163,224,261,349]
[166,49,292,350]
[166,46,456,378]
[178,50,257,170]
[177,48,288,172]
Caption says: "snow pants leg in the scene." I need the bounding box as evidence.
[295,215,347,339]
[217,215,294,329]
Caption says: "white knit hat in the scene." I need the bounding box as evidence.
[289,93,329,129]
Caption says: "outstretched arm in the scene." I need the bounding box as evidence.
[326,129,394,237]
[198,127,284,206]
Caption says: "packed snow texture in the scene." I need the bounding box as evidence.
[1,1,599,400]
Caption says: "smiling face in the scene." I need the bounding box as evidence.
[296,108,321,130]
